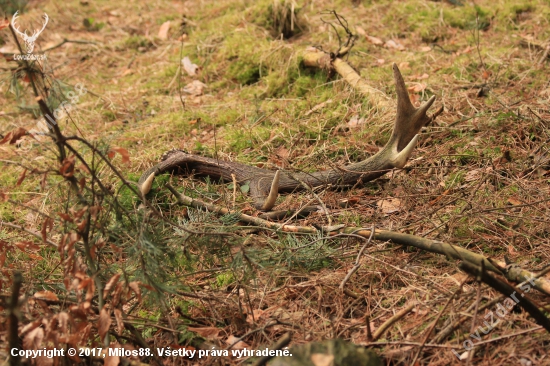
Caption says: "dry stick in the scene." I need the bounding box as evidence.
[459,261,550,332]
[8,272,23,366]
[466,282,483,365]
[1,221,58,248]
[538,43,550,65]
[251,332,292,366]
[372,303,416,341]
[167,186,550,297]
[286,171,332,226]
[410,281,466,365]
[339,225,375,293]
[302,48,389,107]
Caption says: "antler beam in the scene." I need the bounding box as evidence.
[138,64,440,211]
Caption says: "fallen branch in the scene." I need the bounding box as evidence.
[166,185,550,297]
[372,302,416,341]
[459,261,550,333]
[302,47,389,107]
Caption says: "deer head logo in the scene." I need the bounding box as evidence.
[11,11,49,54]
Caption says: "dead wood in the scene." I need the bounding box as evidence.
[166,185,550,298]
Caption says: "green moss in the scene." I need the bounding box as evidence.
[443,5,490,30]
[123,35,154,51]
[227,60,265,85]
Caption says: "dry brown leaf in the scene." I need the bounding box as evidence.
[385,39,405,50]
[407,83,426,93]
[347,115,366,129]
[366,35,384,46]
[464,169,482,182]
[128,281,142,302]
[158,21,171,40]
[103,273,121,299]
[114,308,124,335]
[16,168,27,186]
[377,198,402,214]
[15,241,41,252]
[188,326,221,340]
[246,308,265,324]
[59,155,76,177]
[104,344,120,366]
[34,290,59,301]
[58,212,73,222]
[311,353,334,366]
[0,19,9,30]
[507,197,522,206]
[0,127,27,145]
[183,80,207,96]
[355,26,366,37]
[108,147,130,164]
[225,335,250,350]
[23,326,44,350]
[446,273,471,286]
[98,308,112,341]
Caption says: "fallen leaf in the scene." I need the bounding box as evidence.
[0,127,27,145]
[347,114,366,128]
[407,83,426,93]
[183,80,207,96]
[98,308,112,341]
[377,198,402,214]
[15,241,41,252]
[464,169,482,182]
[366,35,384,46]
[420,46,432,52]
[23,326,44,350]
[182,56,199,76]
[385,39,405,50]
[108,147,130,164]
[446,273,470,286]
[507,197,522,206]
[114,309,124,335]
[0,19,9,30]
[103,273,121,299]
[355,26,366,37]
[59,155,76,177]
[225,335,250,350]
[188,327,221,339]
[128,281,142,302]
[158,21,171,40]
[34,291,59,301]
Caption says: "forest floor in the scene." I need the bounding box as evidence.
[1,0,550,365]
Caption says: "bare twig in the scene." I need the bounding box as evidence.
[372,302,416,341]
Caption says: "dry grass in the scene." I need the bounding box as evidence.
[1,0,550,365]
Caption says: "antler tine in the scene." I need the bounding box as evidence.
[260,170,280,211]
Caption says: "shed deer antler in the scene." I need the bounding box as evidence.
[138,64,441,211]
[11,11,49,53]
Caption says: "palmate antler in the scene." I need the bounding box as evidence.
[138,64,440,211]
[11,11,49,53]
